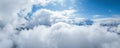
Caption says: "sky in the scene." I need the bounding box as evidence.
[0,0,120,48]
[27,0,120,19]
[75,0,120,18]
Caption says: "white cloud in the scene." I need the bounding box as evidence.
[25,9,76,28]
[16,9,120,47]
[0,0,120,48]
[30,0,52,6]
[15,21,120,48]
[29,0,75,7]
[0,0,32,28]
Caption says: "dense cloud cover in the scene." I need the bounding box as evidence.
[0,0,120,48]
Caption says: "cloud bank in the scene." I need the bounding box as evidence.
[0,0,120,48]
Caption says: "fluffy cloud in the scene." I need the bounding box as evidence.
[1,8,120,48]
[0,0,120,48]
[25,9,76,28]
[16,22,120,48]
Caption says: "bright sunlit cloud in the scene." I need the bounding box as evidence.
[0,0,120,48]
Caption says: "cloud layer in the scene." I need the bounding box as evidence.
[0,0,120,48]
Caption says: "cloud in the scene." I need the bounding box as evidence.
[1,8,120,48]
[0,0,120,48]
[25,9,76,28]
[29,0,75,7]
[0,0,32,29]
[15,21,120,48]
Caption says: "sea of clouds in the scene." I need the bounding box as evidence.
[0,0,120,48]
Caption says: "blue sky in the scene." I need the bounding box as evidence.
[27,0,120,19]
[75,0,120,18]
